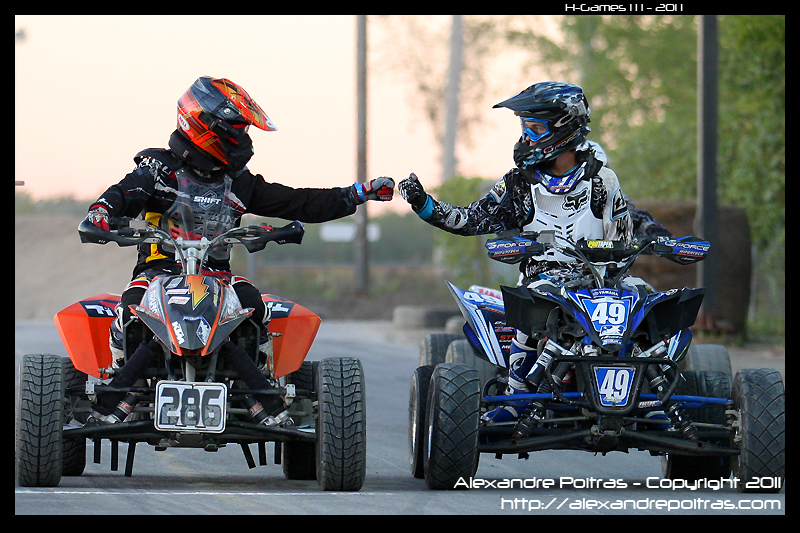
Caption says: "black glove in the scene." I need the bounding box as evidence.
[398,173,428,211]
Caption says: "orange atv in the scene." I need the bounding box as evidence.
[16,218,366,491]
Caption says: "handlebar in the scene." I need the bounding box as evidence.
[485,230,709,287]
[79,217,305,260]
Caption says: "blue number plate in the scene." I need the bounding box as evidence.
[593,366,635,407]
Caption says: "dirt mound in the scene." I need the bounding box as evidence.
[15,213,138,321]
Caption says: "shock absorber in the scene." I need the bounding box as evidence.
[636,341,673,398]
[108,392,139,423]
[242,395,270,425]
[636,341,697,439]
[666,403,698,440]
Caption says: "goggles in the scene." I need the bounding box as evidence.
[199,110,251,143]
[521,117,550,143]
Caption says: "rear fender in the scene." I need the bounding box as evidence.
[262,294,321,377]
[53,294,120,378]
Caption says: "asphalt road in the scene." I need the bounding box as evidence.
[15,320,784,515]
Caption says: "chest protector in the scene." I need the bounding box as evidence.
[523,177,603,263]
[161,168,236,262]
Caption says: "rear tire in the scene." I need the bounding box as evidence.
[316,357,366,491]
[662,370,732,481]
[419,333,462,367]
[682,344,732,377]
[61,357,87,477]
[445,339,499,391]
[732,368,785,493]
[282,361,318,480]
[16,354,64,487]
[423,363,480,490]
[409,365,434,479]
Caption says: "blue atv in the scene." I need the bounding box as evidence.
[409,231,784,492]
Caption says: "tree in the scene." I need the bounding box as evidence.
[510,15,784,326]
[373,16,784,327]
[371,15,526,151]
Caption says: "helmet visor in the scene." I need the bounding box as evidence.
[210,78,276,132]
[521,118,550,143]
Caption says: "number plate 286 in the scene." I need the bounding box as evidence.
[155,381,227,433]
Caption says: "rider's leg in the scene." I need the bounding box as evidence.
[109,279,149,365]
[229,278,292,427]
[481,330,539,424]
[507,332,539,393]
[91,339,161,424]
[220,341,291,426]
[232,278,267,333]
[99,271,166,424]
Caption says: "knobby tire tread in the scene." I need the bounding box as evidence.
[16,354,64,487]
[316,357,366,491]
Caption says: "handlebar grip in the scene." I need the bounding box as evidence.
[78,219,147,247]
[268,220,304,245]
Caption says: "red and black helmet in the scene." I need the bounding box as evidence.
[176,76,276,170]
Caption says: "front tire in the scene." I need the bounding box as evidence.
[61,357,87,476]
[423,363,480,490]
[731,368,785,493]
[315,357,366,491]
[16,354,64,487]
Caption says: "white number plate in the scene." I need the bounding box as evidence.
[155,381,227,433]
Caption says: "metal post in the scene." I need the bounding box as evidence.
[696,15,719,326]
[354,15,369,294]
[441,15,463,183]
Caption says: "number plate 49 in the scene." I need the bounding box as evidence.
[155,381,227,433]
[593,366,635,407]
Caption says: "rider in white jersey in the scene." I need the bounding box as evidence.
[398,82,671,424]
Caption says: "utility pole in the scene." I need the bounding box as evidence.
[354,15,369,294]
[696,15,719,327]
[441,15,463,183]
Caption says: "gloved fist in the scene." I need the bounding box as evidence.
[352,177,395,204]
[86,204,110,231]
[398,173,427,211]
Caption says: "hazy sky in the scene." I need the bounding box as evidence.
[15,15,536,214]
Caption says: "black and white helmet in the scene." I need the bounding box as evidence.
[493,81,591,169]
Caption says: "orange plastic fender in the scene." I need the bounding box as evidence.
[53,294,120,378]
[262,294,321,377]
[53,292,319,379]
